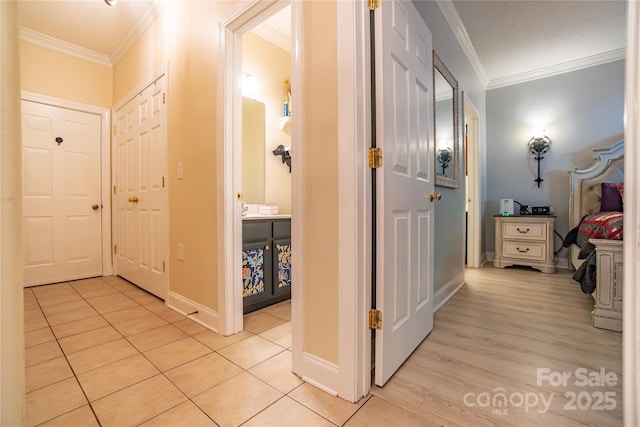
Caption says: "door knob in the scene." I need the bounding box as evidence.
[92,204,100,211]
[429,192,442,202]
[128,196,139,203]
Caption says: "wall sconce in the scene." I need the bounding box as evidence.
[241,72,260,97]
[528,134,551,188]
[436,147,453,175]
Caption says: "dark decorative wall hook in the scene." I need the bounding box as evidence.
[272,144,291,173]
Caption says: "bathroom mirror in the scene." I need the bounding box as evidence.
[433,52,460,188]
[242,97,265,204]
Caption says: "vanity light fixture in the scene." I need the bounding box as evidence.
[241,72,260,97]
[528,133,551,188]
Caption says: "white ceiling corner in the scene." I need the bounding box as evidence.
[110,1,165,66]
[19,26,112,67]
[487,47,626,90]
[17,0,162,68]
[436,0,490,88]
[251,6,291,52]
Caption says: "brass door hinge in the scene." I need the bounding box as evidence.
[367,0,380,10]
[162,176,165,188]
[112,125,117,136]
[369,309,382,329]
[368,147,383,168]
[163,93,166,104]
[113,245,117,254]
[113,185,116,195]
[162,261,166,272]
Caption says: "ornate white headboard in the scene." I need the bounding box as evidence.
[568,140,624,268]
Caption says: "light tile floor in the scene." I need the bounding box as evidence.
[24,276,426,426]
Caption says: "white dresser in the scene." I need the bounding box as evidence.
[493,215,556,273]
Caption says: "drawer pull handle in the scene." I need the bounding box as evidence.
[265,245,270,251]
[516,228,530,233]
[516,247,530,253]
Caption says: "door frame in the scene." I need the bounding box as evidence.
[336,0,371,401]
[217,0,302,337]
[21,91,112,278]
[464,93,481,268]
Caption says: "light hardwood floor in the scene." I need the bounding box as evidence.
[372,265,622,426]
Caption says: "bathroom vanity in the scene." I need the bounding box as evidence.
[242,216,291,313]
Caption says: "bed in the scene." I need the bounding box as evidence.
[568,139,624,332]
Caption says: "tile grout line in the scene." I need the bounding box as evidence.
[30,279,306,427]
[28,279,105,427]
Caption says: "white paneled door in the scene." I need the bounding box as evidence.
[375,0,435,386]
[114,75,168,299]
[22,101,102,287]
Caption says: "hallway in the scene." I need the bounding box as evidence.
[24,266,622,426]
[24,276,423,426]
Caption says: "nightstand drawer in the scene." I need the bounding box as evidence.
[502,241,546,261]
[502,222,546,240]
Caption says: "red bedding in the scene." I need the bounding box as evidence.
[578,211,624,241]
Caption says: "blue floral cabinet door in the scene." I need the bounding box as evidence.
[273,239,291,296]
[242,239,273,310]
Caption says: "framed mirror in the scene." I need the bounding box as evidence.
[433,52,460,188]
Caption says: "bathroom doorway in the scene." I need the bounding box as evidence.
[240,9,293,314]
[217,0,300,337]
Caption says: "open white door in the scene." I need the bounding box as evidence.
[22,101,102,286]
[375,0,435,386]
[114,75,168,299]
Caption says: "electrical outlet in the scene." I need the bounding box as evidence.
[177,162,183,180]
[177,244,184,260]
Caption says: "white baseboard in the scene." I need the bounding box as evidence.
[301,352,339,396]
[480,252,488,266]
[167,291,219,333]
[434,272,465,312]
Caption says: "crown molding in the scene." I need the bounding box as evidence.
[19,27,112,67]
[110,1,165,66]
[252,22,291,52]
[436,0,489,89]
[487,47,626,90]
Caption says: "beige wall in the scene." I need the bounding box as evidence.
[242,32,292,214]
[115,0,340,362]
[20,41,112,108]
[300,1,339,364]
[114,1,234,310]
[18,0,342,368]
[1,1,25,424]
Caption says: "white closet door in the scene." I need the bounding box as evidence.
[114,75,168,299]
[22,100,102,287]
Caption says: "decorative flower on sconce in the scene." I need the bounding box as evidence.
[436,147,453,175]
[528,134,551,188]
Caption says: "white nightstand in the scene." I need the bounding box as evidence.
[493,215,556,273]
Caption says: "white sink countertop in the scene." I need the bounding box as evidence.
[242,214,292,220]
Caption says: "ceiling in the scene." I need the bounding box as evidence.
[16,0,627,89]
